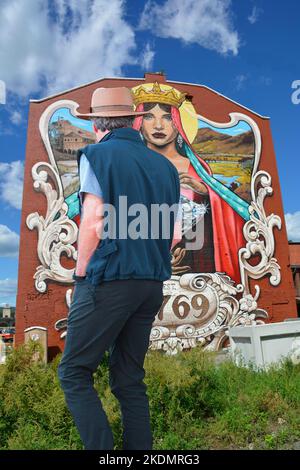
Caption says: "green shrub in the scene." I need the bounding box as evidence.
[0,340,299,450]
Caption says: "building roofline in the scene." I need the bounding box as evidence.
[29,76,142,103]
[170,79,269,119]
[29,75,269,119]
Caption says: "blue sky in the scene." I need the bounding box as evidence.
[0,0,299,306]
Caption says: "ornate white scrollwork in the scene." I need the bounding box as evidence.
[26,100,80,292]
[26,161,78,292]
[149,273,268,355]
[239,170,282,295]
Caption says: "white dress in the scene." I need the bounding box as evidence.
[179,193,209,236]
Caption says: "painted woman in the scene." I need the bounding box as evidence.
[132,82,250,284]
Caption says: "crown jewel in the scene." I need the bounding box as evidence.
[132,82,186,108]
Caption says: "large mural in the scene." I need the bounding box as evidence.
[23,78,287,355]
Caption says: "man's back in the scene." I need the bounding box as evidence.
[60,87,179,451]
[77,127,180,285]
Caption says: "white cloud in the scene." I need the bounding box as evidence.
[140,42,155,71]
[260,76,272,86]
[0,121,13,136]
[0,80,6,104]
[285,211,300,242]
[0,225,20,258]
[0,278,18,304]
[0,160,24,210]
[0,91,28,134]
[9,110,22,125]
[139,0,240,56]
[235,74,248,90]
[248,6,263,24]
[0,0,140,98]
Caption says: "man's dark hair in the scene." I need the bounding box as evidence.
[93,116,134,132]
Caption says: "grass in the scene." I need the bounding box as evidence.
[0,340,299,450]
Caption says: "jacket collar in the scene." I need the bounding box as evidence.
[99,127,143,144]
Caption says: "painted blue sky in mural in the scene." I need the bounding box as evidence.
[0,0,299,305]
[50,108,94,132]
[198,120,251,135]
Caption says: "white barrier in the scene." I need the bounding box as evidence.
[228,320,300,370]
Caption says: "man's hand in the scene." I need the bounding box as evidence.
[75,193,104,276]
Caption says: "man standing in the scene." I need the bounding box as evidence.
[58,87,180,450]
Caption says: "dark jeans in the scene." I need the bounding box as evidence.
[57,278,164,450]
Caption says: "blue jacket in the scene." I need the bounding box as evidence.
[77,127,180,286]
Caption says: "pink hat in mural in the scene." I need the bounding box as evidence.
[74,87,148,119]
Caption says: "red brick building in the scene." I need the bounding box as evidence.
[15,73,298,360]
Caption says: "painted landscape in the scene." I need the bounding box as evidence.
[192,122,255,203]
[48,109,96,198]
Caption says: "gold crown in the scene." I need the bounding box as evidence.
[132,82,186,108]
